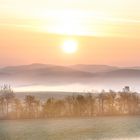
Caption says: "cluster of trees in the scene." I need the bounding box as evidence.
[0,85,140,119]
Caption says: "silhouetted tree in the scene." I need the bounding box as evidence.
[24,95,39,118]
[98,90,106,115]
[13,98,23,119]
[0,85,15,117]
[85,93,96,116]
[0,96,5,117]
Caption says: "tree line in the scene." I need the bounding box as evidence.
[0,85,140,119]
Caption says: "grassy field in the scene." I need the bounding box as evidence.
[0,117,140,140]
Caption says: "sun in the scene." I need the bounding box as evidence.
[61,40,78,54]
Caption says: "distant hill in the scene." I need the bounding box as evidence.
[70,64,118,73]
[0,63,54,72]
[97,69,140,78]
[0,63,93,86]
[1,63,140,91]
[127,66,140,70]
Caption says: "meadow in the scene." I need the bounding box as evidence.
[0,117,140,140]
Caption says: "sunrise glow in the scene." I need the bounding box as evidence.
[0,0,139,66]
[61,40,78,54]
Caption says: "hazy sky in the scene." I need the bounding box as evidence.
[0,0,140,67]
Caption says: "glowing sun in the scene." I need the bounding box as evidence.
[61,40,78,54]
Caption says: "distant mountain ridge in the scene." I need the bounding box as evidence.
[70,64,118,73]
[0,63,140,90]
[1,63,140,73]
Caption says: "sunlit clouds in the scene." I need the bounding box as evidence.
[0,0,140,37]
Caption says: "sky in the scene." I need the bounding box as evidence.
[0,0,140,67]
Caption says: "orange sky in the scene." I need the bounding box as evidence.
[0,0,140,67]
